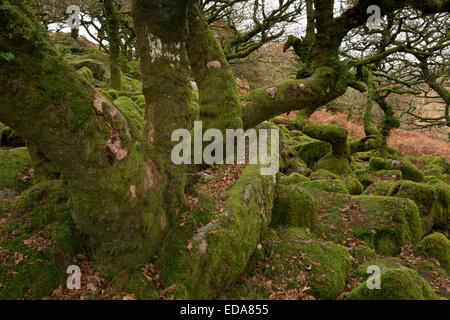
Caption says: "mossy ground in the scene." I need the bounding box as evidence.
[0,147,34,192]
[224,227,352,300]
[0,180,80,299]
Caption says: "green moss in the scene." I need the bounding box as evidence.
[347,268,437,300]
[310,169,339,180]
[313,192,422,255]
[0,147,33,192]
[272,184,318,228]
[76,66,95,84]
[397,161,424,182]
[156,165,275,299]
[0,122,24,147]
[310,169,362,195]
[350,247,378,261]
[131,94,146,108]
[341,175,364,195]
[369,158,424,182]
[70,58,106,81]
[353,257,406,278]
[113,96,145,139]
[360,170,403,188]
[126,60,141,78]
[317,154,353,175]
[299,179,350,194]
[263,228,352,300]
[278,173,310,185]
[286,158,311,176]
[0,180,80,299]
[388,181,449,233]
[415,233,450,273]
[362,180,398,196]
[121,75,142,93]
[122,270,159,300]
[297,141,331,169]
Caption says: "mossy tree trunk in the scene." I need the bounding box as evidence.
[102,0,122,91]
[0,0,190,277]
[186,4,242,131]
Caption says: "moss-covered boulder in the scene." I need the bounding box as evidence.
[317,154,353,175]
[156,165,275,299]
[352,257,406,278]
[0,180,80,299]
[347,268,437,300]
[296,141,331,169]
[0,123,24,148]
[70,58,105,81]
[263,228,352,300]
[310,169,363,195]
[126,60,141,79]
[341,175,364,195]
[312,192,422,255]
[397,161,425,182]
[272,184,318,228]
[409,155,449,179]
[122,75,143,93]
[310,169,339,180]
[76,66,95,84]
[278,173,310,185]
[113,96,145,138]
[362,180,398,196]
[415,233,450,273]
[299,179,349,194]
[388,181,449,233]
[369,158,424,182]
[359,170,402,188]
[0,147,33,194]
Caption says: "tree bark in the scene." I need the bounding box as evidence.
[0,0,190,276]
[103,0,123,90]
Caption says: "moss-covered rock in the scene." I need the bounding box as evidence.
[122,269,159,300]
[317,154,353,175]
[397,161,425,182]
[113,96,145,138]
[76,66,95,84]
[362,180,398,196]
[350,246,378,261]
[0,123,24,148]
[352,257,406,278]
[263,228,352,300]
[70,58,105,81]
[278,173,310,185]
[310,169,362,195]
[296,141,331,169]
[156,165,275,299]
[341,175,364,195]
[126,60,141,79]
[299,179,350,194]
[122,75,143,93]
[310,169,339,180]
[0,147,33,192]
[415,233,450,273]
[369,158,424,182]
[131,94,146,108]
[312,192,422,255]
[0,180,80,299]
[272,184,318,228]
[285,158,311,176]
[388,181,449,233]
[347,268,437,300]
[359,170,402,189]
